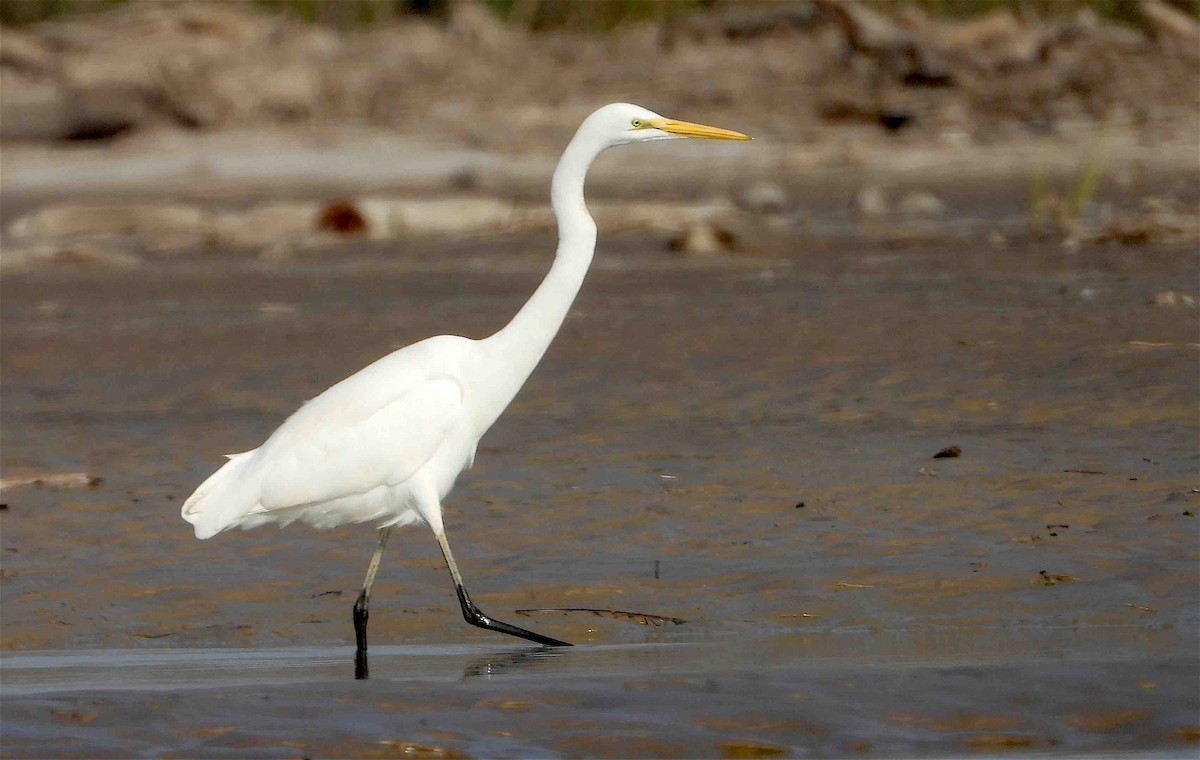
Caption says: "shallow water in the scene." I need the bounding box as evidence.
[2,645,1196,758]
[1,233,1197,756]
[3,623,1192,697]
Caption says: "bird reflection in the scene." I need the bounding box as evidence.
[461,646,567,679]
[353,644,567,681]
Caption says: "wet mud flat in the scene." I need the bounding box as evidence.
[1,232,1197,757]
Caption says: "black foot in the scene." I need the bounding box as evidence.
[352,591,369,652]
[354,647,369,680]
[353,591,371,680]
[455,584,571,647]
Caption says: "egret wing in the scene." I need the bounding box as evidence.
[255,375,464,511]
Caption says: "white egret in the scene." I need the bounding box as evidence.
[182,103,750,657]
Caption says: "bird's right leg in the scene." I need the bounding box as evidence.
[353,527,392,653]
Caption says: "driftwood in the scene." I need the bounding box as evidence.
[659,4,818,48]
[0,473,103,491]
[1139,0,1200,55]
[815,0,953,87]
[902,5,1087,74]
[515,608,686,627]
[816,0,1106,85]
[0,29,57,75]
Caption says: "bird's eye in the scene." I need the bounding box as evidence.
[631,119,642,128]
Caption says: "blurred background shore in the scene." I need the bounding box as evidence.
[1,0,1197,265]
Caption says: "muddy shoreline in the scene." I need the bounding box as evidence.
[2,229,1197,756]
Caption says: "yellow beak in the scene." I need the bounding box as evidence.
[647,118,751,141]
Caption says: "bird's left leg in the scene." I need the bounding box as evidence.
[433,528,572,647]
[353,527,392,653]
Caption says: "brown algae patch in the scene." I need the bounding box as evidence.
[1066,709,1153,733]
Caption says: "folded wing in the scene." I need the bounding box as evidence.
[182,336,471,538]
[257,376,463,510]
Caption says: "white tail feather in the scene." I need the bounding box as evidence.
[181,450,261,539]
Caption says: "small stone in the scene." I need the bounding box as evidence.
[735,181,788,214]
[878,111,914,132]
[855,185,889,217]
[668,221,736,256]
[897,191,946,216]
[316,201,368,235]
[1150,289,1196,308]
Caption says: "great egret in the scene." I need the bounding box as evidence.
[182,103,750,657]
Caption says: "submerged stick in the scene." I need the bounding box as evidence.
[514,608,686,626]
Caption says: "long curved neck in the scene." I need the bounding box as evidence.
[475,132,600,431]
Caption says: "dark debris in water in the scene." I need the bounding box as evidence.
[933,445,962,459]
[718,741,788,758]
[1124,604,1156,613]
[377,741,467,759]
[964,734,1038,750]
[1038,570,1075,587]
[515,608,686,626]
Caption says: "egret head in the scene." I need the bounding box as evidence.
[582,103,750,149]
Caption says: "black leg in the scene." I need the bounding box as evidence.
[354,645,369,680]
[353,589,370,651]
[434,528,571,647]
[454,582,572,647]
